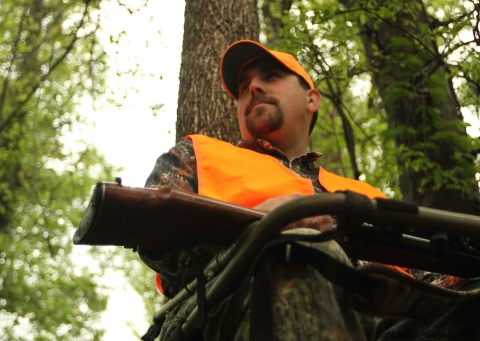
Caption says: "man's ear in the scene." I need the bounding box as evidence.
[306,89,322,113]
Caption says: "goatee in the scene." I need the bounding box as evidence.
[245,95,284,137]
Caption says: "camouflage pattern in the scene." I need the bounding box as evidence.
[144,138,323,195]
[407,268,464,287]
[375,279,480,340]
[145,139,199,194]
[158,231,375,341]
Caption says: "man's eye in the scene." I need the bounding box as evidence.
[265,71,280,79]
[238,82,249,95]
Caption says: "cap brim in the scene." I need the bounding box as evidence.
[220,40,278,99]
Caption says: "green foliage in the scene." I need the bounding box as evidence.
[0,0,119,339]
[398,143,478,193]
[261,0,480,204]
[260,0,402,195]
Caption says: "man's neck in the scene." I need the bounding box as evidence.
[269,138,308,161]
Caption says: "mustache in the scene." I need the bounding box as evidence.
[245,95,278,116]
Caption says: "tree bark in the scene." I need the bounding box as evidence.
[176,0,259,144]
[339,0,480,214]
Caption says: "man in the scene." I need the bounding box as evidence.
[140,40,480,341]
[146,39,384,212]
[142,40,386,340]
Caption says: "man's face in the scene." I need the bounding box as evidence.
[236,60,312,146]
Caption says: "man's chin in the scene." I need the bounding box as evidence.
[245,108,283,139]
[247,104,268,119]
[247,126,281,140]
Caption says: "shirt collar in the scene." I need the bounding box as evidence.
[238,139,322,165]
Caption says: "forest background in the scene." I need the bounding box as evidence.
[1,0,479,340]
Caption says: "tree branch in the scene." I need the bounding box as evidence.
[309,46,361,179]
[0,3,90,135]
[429,7,476,29]
[0,6,28,121]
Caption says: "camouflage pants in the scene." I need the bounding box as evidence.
[375,279,480,341]
[158,228,480,341]
[159,229,374,341]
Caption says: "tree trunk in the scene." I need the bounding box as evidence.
[340,0,480,215]
[176,0,259,144]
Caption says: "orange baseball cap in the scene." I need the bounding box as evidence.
[220,40,314,99]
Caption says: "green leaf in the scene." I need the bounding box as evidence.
[359,12,367,25]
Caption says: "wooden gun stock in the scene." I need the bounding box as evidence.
[73,182,263,252]
[74,182,480,277]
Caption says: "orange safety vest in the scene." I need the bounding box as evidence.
[185,134,410,278]
[155,135,405,294]
[188,134,386,208]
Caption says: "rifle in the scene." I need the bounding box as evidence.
[74,181,480,278]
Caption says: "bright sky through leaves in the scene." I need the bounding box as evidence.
[72,1,184,340]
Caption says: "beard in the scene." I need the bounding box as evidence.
[244,95,284,138]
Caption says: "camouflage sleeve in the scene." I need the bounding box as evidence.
[142,140,221,298]
[144,139,198,193]
[142,140,198,297]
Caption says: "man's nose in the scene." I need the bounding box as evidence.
[249,77,266,96]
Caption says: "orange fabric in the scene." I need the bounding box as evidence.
[219,40,314,99]
[386,265,414,278]
[188,134,314,208]
[188,134,387,206]
[186,135,408,277]
[155,273,164,295]
[318,167,387,199]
